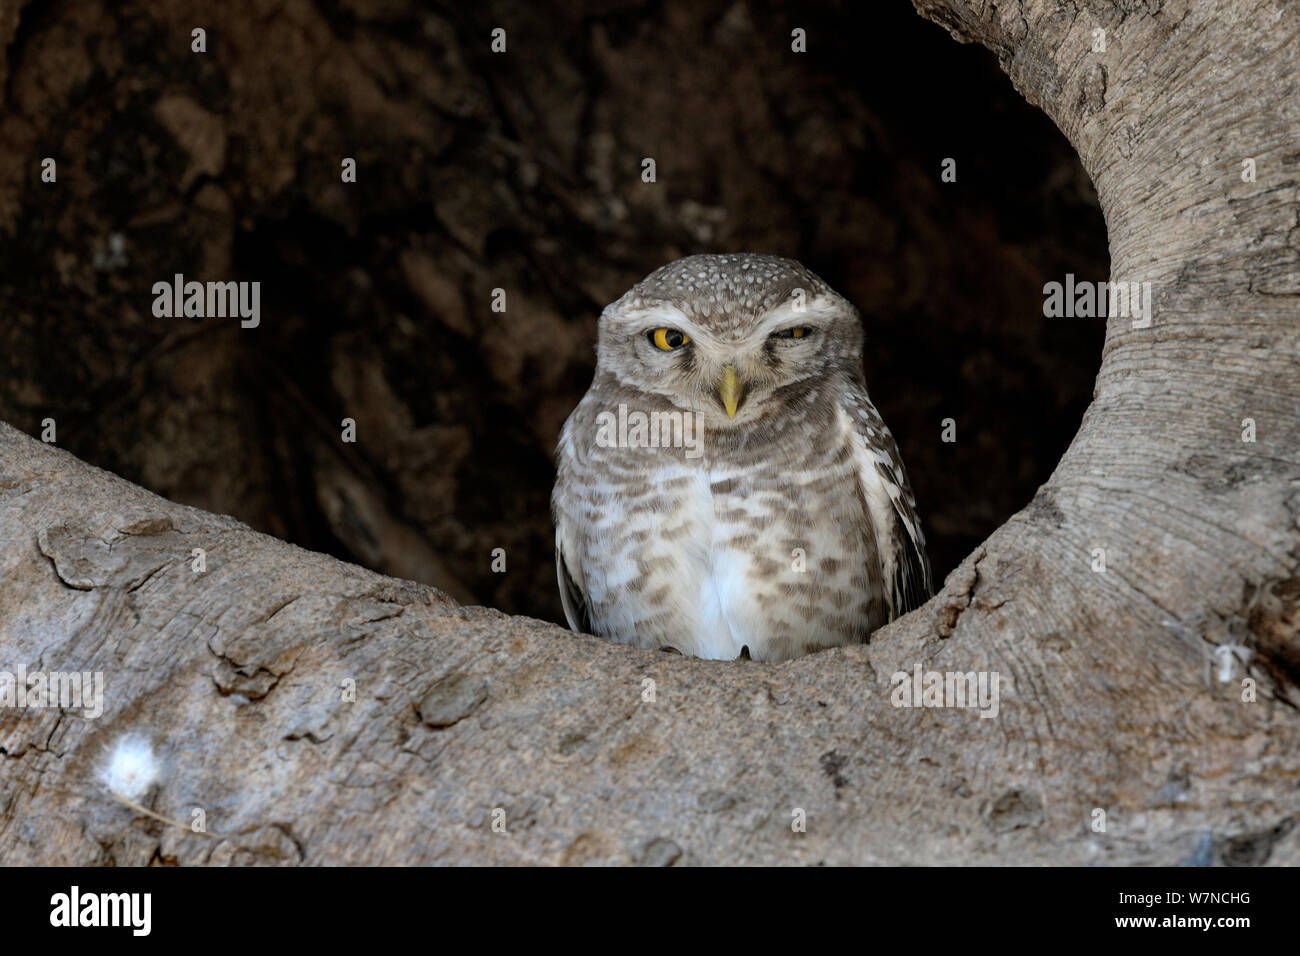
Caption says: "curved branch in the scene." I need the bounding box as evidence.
[2,0,1299,864]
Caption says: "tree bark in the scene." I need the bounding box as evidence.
[2,0,1298,865]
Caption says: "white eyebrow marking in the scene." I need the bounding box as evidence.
[612,306,715,342]
[609,292,845,345]
[753,296,843,336]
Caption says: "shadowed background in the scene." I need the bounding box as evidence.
[0,0,1107,624]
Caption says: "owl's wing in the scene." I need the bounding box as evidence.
[839,402,933,619]
[555,544,591,634]
[553,420,593,635]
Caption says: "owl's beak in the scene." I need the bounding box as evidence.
[717,365,744,419]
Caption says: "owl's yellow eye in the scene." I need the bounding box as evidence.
[773,326,813,340]
[650,328,690,350]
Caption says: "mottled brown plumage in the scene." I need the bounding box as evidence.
[553,254,931,661]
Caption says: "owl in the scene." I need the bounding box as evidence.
[552,254,931,662]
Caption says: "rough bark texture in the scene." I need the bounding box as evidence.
[3,0,1299,865]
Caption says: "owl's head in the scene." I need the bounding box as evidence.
[596,253,865,425]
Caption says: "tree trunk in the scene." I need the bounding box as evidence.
[2,0,1298,865]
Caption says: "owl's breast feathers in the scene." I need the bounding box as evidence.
[552,386,932,661]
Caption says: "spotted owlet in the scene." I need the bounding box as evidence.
[552,253,931,662]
